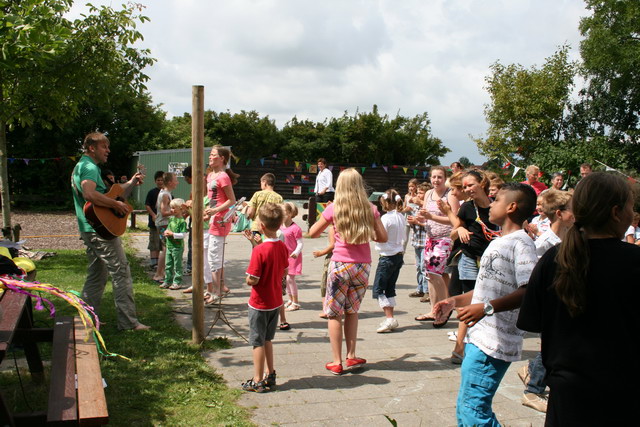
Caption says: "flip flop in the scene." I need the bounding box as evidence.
[279,322,291,330]
[451,351,464,365]
[415,314,436,321]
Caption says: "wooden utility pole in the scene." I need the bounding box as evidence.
[191,85,205,344]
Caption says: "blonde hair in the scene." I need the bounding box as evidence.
[525,165,540,176]
[540,189,572,221]
[169,198,185,209]
[258,203,284,231]
[282,201,298,218]
[333,168,375,244]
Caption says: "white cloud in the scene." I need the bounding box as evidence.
[69,0,588,165]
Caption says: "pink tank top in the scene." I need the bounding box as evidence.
[424,189,452,239]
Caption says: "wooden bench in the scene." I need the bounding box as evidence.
[128,210,147,229]
[0,291,108,426]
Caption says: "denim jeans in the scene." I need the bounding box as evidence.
[371,253,403,299]
[414,246,428,293]
[526,352,547,394]
[457,343,510,427]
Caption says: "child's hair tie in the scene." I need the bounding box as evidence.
[381,193,389,200]
[395,195,402,202]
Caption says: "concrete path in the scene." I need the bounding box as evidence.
[131,225,545,427]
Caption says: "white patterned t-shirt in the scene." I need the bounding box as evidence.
[535,229,561,258]
[467,229,537,362]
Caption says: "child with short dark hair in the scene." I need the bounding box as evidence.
[242,203,289,393]
[434,182,538,426]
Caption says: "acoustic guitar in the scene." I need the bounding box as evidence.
[83,166,145,240]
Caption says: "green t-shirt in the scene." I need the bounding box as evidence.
[249,190,283,232]
[166,216,188,249]
[71,155,106,232]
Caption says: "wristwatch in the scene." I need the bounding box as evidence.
[483,302,495,316]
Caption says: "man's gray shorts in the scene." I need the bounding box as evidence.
[148,226,161,252]
[248,306,279,347]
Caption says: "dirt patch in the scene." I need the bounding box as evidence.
[10,210,84,250]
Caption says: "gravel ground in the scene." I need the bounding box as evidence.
[10,210,85,250]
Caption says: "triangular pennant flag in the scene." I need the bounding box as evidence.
[512,166,521,178]
[538,171,544,178]
[382,165,388,173]
[422,171,428,178]
[340,166,346,172]
[24,159,30,165]
[605,166,615,171]
[502,161,511,169]
[413,169,418,177]
[402,167,408,174]
[245,159,251,165]
[69,156,76,161]
[9,158,15,164]
[284,159,288,165]
[393,165,398,169]
[40,159,46,164]
[54,157,61,161]
[271,154,277,158]
[234,157,240,165]
[295,161,300,169]
[260,158,265,166]
[371,162,377,168]
[361,167,366,174]
[328,165,333,171]
[306,163,311,170]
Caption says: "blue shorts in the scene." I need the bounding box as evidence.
[458,253,479,281]
[248,307,279,347]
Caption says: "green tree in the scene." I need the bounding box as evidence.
[577,0,640,143]
[473,47,576,163]
[205,110,280,158]
[0,0,154,234]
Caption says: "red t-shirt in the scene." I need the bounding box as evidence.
[246,240,289,310]
[521,180,548,196]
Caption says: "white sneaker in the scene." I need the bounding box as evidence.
[377,318,397,333]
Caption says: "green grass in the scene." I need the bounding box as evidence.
[1,244,253,426]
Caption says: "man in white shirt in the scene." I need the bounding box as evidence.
[314,158,334,202]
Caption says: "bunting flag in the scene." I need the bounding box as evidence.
[295,161,300,169]
[361,167,366,174]
[306,163,311,170]
[259,158,265,166]
[245,159,251,165]
[340,166,346,172]
[328,165,333,171]
[538,171,544,178]
[69,156,76,161]
[271,154,277,158]
[502,161,511,169]
[413,169,418,177]
[371,162,377,168]
[402,167,408,174]
[23,159,30,165]
[423,171,428,178]
[382,165,388,173]
[283,159,288,165]
[234,157,240,165]
[512,166,521,178]
[393,165,398,169]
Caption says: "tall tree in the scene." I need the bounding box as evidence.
[578,0,640,143]
[473,46,576,163]
[0,0,154,235]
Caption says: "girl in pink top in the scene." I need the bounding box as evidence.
[281,202,304,311]
[204,145,238,303]
[309,168,387,375]
[415,166,459,322]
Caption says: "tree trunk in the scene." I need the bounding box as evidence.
[0,120,13,237]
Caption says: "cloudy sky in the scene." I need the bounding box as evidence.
[70,0,588,164]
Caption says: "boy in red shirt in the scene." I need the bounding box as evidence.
[242,203,289,393]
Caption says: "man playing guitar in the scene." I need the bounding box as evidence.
[71,132,149,331]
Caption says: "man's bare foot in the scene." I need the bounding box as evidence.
[133,323,151,331]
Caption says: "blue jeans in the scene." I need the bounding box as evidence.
[413,246,428,293]
[371,253,403,299]
[526,352,547,394]
[457,343,510,427]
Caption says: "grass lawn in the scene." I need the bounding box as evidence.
[0,243,252,426]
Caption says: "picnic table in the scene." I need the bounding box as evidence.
[0,288,108,426]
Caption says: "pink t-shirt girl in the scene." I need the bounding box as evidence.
[281,222,303,275]
[207,171,232,236]
[321,203,380,264]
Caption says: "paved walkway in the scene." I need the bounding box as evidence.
[131,224,545,427]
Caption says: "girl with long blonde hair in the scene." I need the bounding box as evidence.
[309,168,387,375]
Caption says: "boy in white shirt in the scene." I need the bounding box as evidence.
[434,182,538,426]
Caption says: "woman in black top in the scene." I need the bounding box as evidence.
[517,172,639,426]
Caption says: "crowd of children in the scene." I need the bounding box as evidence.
[148,155,638,425]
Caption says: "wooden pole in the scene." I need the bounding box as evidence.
[191,85,205,344]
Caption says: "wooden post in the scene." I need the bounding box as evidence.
[191,86,205,344]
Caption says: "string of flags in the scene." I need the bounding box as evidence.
[7,156,77,165]
[501,157,637,184]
